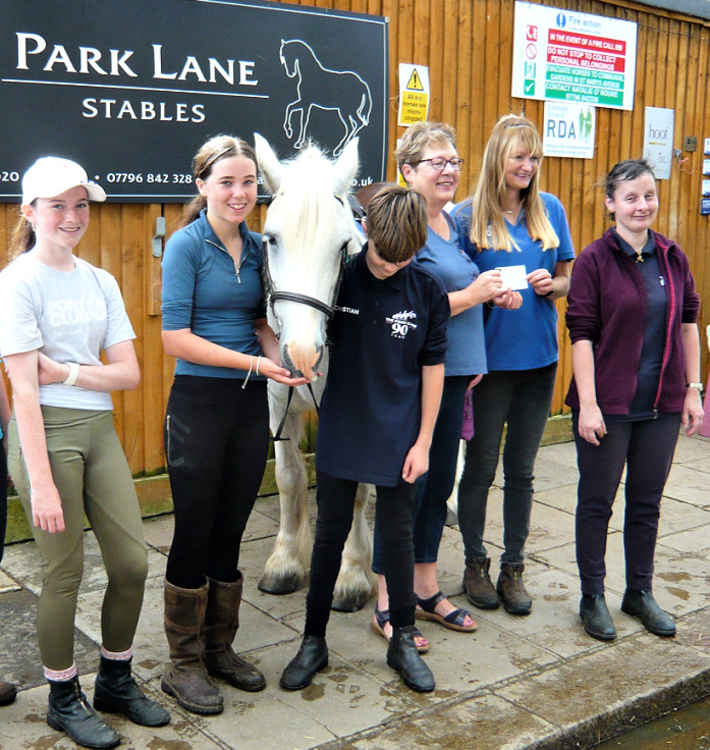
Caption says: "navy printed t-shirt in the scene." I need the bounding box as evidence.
[316,247,449,486]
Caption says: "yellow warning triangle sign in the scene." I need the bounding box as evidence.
[406,69,424,91]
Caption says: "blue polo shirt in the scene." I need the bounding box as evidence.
[161,210,265,379]
[316,248,449,486]
[452,193,574,371]
[414,212,487,376]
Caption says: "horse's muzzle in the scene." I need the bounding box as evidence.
[282,342,324,381]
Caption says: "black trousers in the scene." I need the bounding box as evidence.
[305,471,417,637]
[573,412,681,595]
[164,375,269,589]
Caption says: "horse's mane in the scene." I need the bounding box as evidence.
[277,144,344,256]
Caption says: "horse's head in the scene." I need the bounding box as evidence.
[279,39,298,79]
[255,133,361,381]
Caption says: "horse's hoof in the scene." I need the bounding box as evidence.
[331,589,372,613]
[258,572,304,595]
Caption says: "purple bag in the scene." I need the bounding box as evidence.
[461,389,474,440]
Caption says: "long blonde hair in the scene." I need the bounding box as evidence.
[469,114,558,252]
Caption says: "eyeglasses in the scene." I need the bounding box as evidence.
[414,157,465,172]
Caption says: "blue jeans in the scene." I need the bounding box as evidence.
[573,412,681,595]
[371,375,469,573]
[458,364,557,565]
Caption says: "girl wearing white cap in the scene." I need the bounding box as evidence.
[1,156,169,749]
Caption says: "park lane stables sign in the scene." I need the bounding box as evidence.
[0,0,388,202]
[512,1,637,110]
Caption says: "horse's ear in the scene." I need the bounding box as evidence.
[333,137,359,196]
[254,133,282,194]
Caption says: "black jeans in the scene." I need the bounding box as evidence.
[371,375,469,572]
[165,375,269,589]
[305,471,418,637]
[573,412,681,595]
[458,364,557,564]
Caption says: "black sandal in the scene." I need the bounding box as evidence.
[371,606,429,653]
[416,591,477,632]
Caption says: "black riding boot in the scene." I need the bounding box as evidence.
[386,626,435,693]
[94,656,171,727]
[47,676,120,749]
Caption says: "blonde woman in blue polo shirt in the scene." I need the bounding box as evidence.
[453,114,574,615]
[160,135,305,715]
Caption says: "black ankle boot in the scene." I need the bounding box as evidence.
[48,676,121,749]
[621,589,675,637]
[279,636,328,691]
[580,594,617,641]
[387,626,435,693]
[94,656,170,727]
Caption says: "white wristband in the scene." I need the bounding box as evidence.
[63,362,80,387]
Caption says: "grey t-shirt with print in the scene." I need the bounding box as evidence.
[0,250,136,410]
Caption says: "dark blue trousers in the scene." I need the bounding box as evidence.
[573,412,681,595]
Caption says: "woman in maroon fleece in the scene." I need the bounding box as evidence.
[566,159,703,642]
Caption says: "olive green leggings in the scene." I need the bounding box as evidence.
[8,407,148,671]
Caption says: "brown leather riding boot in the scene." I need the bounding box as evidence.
[161,580,223,715]
[204,575,266,692]
[463,558,500,610]
[497,562,532,615]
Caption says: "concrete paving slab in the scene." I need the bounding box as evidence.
[470,566,638,659]
[671,433,710,466]
[0,568,20,593]
[343,692,555,750]
[0,588,99,690]
[0,679,219,750]
[495,628,710,748]
[662,463,710,507]
[2,430,710,750]
[657,523,710,555]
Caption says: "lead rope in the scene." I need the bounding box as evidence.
[272,382,321,442]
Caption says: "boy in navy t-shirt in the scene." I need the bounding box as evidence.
[280,186,449,693]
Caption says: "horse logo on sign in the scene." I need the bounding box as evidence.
[279,39,372,156]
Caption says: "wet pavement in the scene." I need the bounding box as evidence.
[1,431,709,749]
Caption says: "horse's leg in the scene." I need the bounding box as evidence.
[294,103,315,149]
[332,482,375,612]
[283,100,301,140]
[332,110,352,157]
[258,412,312,594]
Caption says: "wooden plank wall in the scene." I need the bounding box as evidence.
[2,0,709,477]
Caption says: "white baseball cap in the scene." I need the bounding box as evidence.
[22,156,107,205]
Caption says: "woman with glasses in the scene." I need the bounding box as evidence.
[452,114,574,615]
[370,122,520,651]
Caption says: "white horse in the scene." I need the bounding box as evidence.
[279,39,372,156]
[253,133,375,612]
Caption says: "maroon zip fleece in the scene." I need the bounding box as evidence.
[565,228,699,415]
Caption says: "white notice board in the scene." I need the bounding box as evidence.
[512,2,638,111]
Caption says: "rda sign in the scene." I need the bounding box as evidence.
[0,0,389,202]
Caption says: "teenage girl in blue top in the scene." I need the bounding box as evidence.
[160,135,305,715]
[453,114,574,616]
